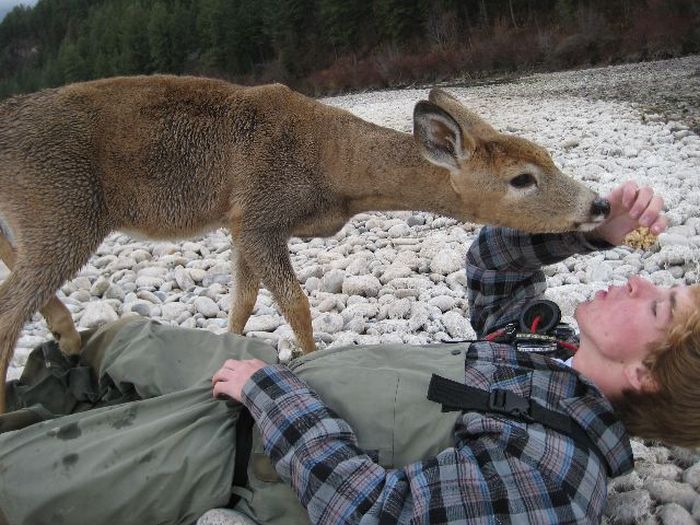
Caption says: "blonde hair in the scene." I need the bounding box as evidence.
[612,285,700,448]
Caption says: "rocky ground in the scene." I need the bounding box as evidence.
[4,56,700,524]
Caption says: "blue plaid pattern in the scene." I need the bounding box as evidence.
[242,226,633,524]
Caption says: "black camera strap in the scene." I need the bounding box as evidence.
[227,407,255,508]
[427,374,611,476]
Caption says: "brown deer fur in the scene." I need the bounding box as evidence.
[0,75,610,411]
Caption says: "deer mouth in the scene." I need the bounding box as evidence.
[573,216,607,232]
[573,196,611,231]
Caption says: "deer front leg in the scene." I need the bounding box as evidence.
[228,246,260,334]
[239,231,315,354]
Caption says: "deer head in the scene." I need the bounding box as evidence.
[413,88,609,233]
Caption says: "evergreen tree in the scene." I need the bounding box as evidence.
[119,2,151,75]
[148,1,176,73]
[57,40,87,83]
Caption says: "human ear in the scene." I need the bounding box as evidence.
[623,362,659,393]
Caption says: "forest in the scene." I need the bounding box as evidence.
[0,0,698,99]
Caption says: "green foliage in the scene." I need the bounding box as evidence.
[0,0,697,98]
[555,0,576,26]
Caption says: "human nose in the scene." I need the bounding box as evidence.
[627,275,654,296]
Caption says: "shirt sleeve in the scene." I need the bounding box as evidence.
[466,226,611,337]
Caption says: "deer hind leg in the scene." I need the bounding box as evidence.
[239,231,315,354]
[0,227,107,413]
[228,245,261,334]
[0,230,80,356]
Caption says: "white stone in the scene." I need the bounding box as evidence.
[604,490,653,525]
[657,503,696,525]
[682,463,700,490]
[194,296,220,318]
[90,277,110,297]
[384,298,412,319]
[72,276,92,290]
[297,264,324,282]
[379,265,413,284]
[344,317,366,334]
[151,243,179,257]
[387,223,411,237]
[137,290,162,304]
[630,440,654,462]
[173,267,196,291]
[17,334,47,349]
[692,496,700,522]
[649,270,677,287]
[135,276,164,290]
[428,295,455,312]
[138,266,169,278]
[608,471,643,493]
[586,262,613,283]
[408,303,431,331]
[78,301,119,329]
[341,303,379,322]
[342,275,382,297]
[441,311,472,340]
[658,233,691,248]
[643,479,698,510]
[345,257,370,276]
[104,284,126,301]
[430,249,463,275]
[666,225,696,238]
[70,290,91,303]
[316,296,339,313]
[160,302,191,321]
[244,315,283,333]
[635,462,682,482]
[312,313,345,334]
[304,276,322,292]
[321,269,346,293]
[128,301,152,317]
[189,268,207,283]
[203,264,231,287]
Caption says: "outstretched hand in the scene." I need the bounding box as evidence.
[212,359,268,402]
[590,181,668,246]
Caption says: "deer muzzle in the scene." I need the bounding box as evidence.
[590,197,611,220]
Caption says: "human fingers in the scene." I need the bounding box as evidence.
[640,195,668,234]
[213,380,236,400]
[628,186,654,219]
[638,194,664,225]
[618,181,639,209]
[212,366,236,385]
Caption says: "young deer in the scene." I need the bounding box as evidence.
[0,76,610,411]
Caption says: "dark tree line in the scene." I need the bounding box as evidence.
[0,0,698,98]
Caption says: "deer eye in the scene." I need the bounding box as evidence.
[510,173,537,189]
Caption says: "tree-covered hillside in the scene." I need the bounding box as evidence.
[0,0,698,98]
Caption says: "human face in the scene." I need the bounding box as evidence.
[573,276,695,399]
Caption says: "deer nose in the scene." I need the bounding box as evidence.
[590,197,610,218]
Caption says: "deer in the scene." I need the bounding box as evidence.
[0,75,611,412]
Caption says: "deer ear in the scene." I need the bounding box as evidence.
[428,89,498,139]
[413,101,475,170]
[428,88,461,106]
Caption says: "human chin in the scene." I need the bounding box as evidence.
[573,299,593,324]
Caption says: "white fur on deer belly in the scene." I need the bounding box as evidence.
[119,223,225,242]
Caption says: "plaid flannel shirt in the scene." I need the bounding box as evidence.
[242,226,634,524]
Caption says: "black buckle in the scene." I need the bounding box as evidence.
[488,389,533,422]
